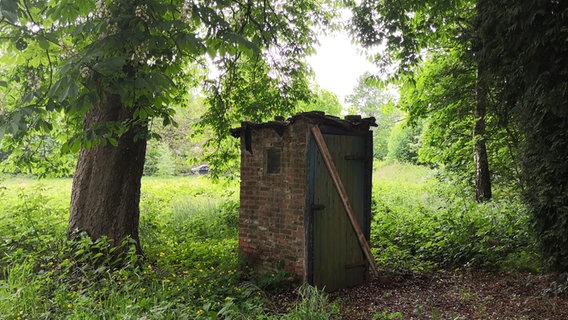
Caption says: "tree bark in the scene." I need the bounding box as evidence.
[67,91,147,250]
[474,62,492,202]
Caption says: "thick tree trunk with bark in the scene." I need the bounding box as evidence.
[474,62,492,202]
[67,92,147,249]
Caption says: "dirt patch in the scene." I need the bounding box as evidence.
[269,270,568,319]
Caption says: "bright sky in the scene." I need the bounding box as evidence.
[307,31,376,106]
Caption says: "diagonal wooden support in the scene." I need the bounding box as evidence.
[311,125,379,278]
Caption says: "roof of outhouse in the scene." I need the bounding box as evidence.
[230,111,377,138]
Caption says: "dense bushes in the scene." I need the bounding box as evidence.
[478,0,568,273]
[385,121,422,164]
[371,163,541,274]
[522,115,568,272]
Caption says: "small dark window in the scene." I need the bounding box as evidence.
[267,149,282,174]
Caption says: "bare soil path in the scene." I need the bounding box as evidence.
[270,270,568,319]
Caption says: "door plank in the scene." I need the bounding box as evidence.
[311,125,379,278]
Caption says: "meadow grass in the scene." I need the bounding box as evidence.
[0,164,541,319]
[370,162,541,274]
[373,161,434,186]
[0,175,338,319]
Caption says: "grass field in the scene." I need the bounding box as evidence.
[0,163,542,319]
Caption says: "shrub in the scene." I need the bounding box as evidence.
[156,142,176,176]
[371,165,541,273]
[522,130,568,271]
[386,121,422,164]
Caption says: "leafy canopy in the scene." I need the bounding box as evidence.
[348,0,475,77]
[0,0,334,176]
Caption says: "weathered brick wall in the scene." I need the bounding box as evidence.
[238,119,309,281]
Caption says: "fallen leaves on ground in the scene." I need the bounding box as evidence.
[269,270,568,319]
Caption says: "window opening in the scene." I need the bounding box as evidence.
[267,148,282,174]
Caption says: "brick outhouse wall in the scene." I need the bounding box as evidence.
[238,120,310,281]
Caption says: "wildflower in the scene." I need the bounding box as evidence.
[181,1,192,23]
[196,309,204,315]
[159,252,165,257]
[107,22,119,36]
[95,0,110,18]
[27,71,40,91]
[80,66,90,78]
[135,4,151,23]
[130,41,149,64]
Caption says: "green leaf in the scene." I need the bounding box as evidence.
[21,92,35,103]
[219,32,261,57]
[108,137,118,147]
[176,33,205,55]
[58,81,79,102]
[93,57,126,75]
[0,0,20,23]
[40,120,53,132]
[64,137,82,154]
[38,37,50,50]
[46,99,58,111]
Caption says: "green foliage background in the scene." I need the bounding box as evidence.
[464,0,568,271]
[348,0,568,270]
[0,164,543,318]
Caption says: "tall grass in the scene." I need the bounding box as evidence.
[0,176,245,319]
[0,176,337,319]
[0,164,544,319]
[371,162,541,274]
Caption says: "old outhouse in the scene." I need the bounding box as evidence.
[230,112,377,291]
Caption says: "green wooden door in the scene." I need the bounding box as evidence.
[309,132,371,291]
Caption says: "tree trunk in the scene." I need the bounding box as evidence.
[67,91,147,250]
[474,62,492,202]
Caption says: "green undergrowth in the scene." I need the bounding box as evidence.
[0,176,338,319]
[0,163,544,319]
[372,162,542,274]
